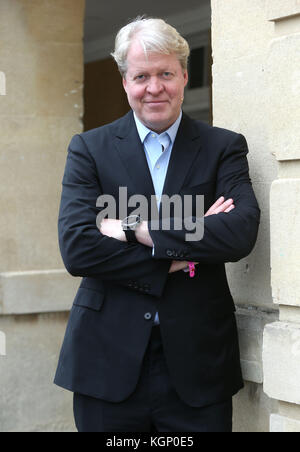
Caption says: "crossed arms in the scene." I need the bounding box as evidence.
[58,133,260,297]
[99,196,236,274]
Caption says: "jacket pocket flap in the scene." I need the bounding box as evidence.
[73,288,105,311]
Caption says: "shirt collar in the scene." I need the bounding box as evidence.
[133,110,182,145]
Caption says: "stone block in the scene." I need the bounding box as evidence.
[266,33,300,161]
[226,181,274,310]
[212,0,274,61]
[233,381,278,432]
[266,0,300,21]
[236,308,278,384]
[270,179,300,306]
[279,400,300,421]
[278,161,300,179]
[263,322,300,404]
[20,0,85,44]
[0,270,79,315]
[0,42,83,118]
[270,414,300,432]
[0,0,85,46]
[213,55,278,183]
[0,116,82,272]
[280,306,300,324]
[0,312,76,432]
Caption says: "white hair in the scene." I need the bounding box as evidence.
[111,16,190,77]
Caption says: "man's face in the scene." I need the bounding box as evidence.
[123,40,188,133]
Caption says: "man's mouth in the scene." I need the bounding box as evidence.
[144,101,169,105]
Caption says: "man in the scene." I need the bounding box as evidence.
[54,17,260,432]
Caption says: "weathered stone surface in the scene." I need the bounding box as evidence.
[212,0,274,61]
[0,270,79,315]
[0,0,85,45]
[266,33,300,161]
[266,0,300,21]
[280,306,300,324]
[226,182,274,310]
[0,312,76,432]
[278,161,300,179]
[212,0,300,433]
[236,308,278,384]
[263,322,300,404]
[0,0,85,432]
[233,381,278,432]
[0,43,83,118]
[279,400,300,421]
[270,414,300,432]
[270,179,300,306]
[0,115,82,272]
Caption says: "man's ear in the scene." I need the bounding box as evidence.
[183,70,189,88]
[122,77,127,93]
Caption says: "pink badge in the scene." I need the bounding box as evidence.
[188,262,196,278]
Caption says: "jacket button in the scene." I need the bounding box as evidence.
[166,250,173,257]
[144,312,152,321]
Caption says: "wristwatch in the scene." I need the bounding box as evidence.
[121,215,142,243]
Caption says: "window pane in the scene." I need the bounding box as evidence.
[189,47,205,89]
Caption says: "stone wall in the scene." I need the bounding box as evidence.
[211,0,300,432]
[0,0,85,432]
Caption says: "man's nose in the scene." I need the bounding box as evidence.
[146,77,164,95]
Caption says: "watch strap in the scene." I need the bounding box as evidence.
[124,228,138,243]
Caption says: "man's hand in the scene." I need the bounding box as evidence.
[99,219,126,241]
[205,196,235,217]
[98,218,154,247]
[169,260,190,273]
[169,196,235,274]
[99,197,235,273]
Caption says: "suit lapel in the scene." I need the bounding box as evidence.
[162,113,202,198]
[114,111,156,198]
[113,111,202,218]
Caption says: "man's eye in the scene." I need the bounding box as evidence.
[163,72,172,78]
[136,75,145,80]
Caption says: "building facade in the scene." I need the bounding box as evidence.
[0,0,299,432]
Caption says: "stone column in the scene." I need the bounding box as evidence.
[211,0,299,432]
[262,1,300,433]
[0,0,85,432]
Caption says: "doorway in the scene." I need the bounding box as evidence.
[83,0,212,131]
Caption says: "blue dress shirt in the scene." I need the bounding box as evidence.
[133,111,183,324]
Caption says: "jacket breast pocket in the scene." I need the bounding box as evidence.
[73,287,105,312]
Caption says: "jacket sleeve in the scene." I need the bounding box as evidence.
[149,133,261,264]
[58,134,171,297]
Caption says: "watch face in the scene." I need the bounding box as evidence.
[123,215,140,230]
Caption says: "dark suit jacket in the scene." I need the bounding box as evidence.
[54,111,260,408]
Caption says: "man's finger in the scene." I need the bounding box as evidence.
[204,196,224,216]
[214,198,234,215]
[210,196,225,211]
[225,204,235,213]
